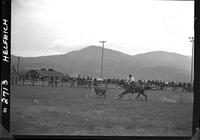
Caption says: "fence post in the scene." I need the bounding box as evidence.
[42,77,44,86]
[105,80,108,89]
[15,76,18,84]
[32,77,35,86]
[22,75,24,85]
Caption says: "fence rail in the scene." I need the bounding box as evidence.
[11,77,193,93]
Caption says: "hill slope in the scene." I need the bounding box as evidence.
[11,46,191,82]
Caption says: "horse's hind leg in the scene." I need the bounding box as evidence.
[135,93,140,101]
[118,91,128,99]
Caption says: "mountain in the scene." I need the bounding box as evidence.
[11,46,191,82]
[132,51,191,70]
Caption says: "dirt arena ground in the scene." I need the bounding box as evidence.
[10,84,193,136]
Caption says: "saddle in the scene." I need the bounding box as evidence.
[125,82,143,93]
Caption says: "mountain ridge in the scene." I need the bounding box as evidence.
[11,46,191,82]
[12,46,190,58]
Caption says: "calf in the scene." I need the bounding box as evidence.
[92,87,107,98]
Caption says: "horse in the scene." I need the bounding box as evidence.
[118,81,147,102]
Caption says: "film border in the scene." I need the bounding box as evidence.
[1,0,199,139]
[1,0,11,133]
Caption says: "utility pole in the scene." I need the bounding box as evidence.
[17,56,20,74]
[189,37,194,86]
[99,41,106,79]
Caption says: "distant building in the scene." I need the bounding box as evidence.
[25,68,64,81]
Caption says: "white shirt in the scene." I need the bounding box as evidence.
[127,76,136,84]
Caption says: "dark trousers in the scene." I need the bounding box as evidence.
[126,82,135,92]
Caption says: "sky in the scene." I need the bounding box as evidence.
[11,0,194,57]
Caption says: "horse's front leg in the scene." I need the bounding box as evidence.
[140,90,147,102]
[142,93,147,102]
[144,94,147,102]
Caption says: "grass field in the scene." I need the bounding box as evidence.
[10,84,193,136]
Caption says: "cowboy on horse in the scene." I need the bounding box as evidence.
[118,74,147,101]
[127,74,136,89]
